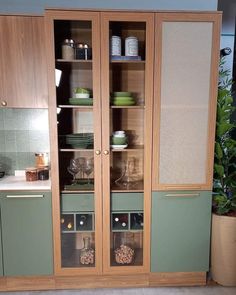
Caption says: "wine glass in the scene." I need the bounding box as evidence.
[83,158,94,184]
[76,157,86,179]
[67,159,80,183]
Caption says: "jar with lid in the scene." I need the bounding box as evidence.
[79,236,95,265]
[110,36,121,56]
[25,167,38,182]
[35,153,49,168]
[62,39,75,60]
[37,167,49,181]
[125,36,138,56]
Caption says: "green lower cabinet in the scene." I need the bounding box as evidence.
[0,191,53,276]
[0,211,3,276]
[151,191,212,272]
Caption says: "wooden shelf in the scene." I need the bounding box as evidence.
[110,106,145,109]
[111,181,144,192]
[59,148,94,152]
[58,105,93,109]
[111,145,144,152]
[56,59,93,63]
[110,60,145,64]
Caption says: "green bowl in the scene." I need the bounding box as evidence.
[112,136,127,145]
[113,96,134,101]
[69,98,93,105]
[113,92,132,97]
[113,100,135,106]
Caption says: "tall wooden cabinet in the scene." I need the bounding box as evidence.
[0,16,48,108]
[46,9,153,276]
[45,9,221,287]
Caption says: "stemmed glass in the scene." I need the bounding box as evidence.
[83,158,94,184]
[67,159,80,183]
[77,157,86,179]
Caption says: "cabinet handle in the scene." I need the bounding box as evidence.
[95,150,101,155]
[1,100,7,107]
[165,193,200,198]
[103,150,109,155]
[6,194,44,199]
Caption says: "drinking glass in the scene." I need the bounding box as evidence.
[83,158,94,184]
[67,159,80,182]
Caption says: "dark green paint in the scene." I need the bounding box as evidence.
[111,193,143,211]
[61,193,94,212]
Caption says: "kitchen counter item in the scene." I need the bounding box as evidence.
[0,176,51,191]
[25,167,38,181]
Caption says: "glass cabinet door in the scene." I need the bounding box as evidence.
[101,12,154,273]
[46,11,102,274]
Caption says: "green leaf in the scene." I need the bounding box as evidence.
[215,142,223,159]
[214,164,224,177]
[217,123,234,137]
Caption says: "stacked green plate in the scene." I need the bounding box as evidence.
[69,98,93,106]
[112,92,135,106]
[65,133,94,148]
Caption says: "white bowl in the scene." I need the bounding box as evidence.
[74,93,90,99]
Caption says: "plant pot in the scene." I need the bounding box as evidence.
[211,213,236,286]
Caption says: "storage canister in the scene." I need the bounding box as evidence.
[35,152,49,168]
[125,36,138,56]
[62,39,75,60]
[25,167,38,182]
[111,36,121,56]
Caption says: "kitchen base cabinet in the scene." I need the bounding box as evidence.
[0,191,53,276]
[151,191,212,273]
[0,217,3,276]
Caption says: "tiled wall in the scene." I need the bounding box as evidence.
[0,109,50,175]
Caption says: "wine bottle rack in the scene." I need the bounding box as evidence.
[111,211,143,232]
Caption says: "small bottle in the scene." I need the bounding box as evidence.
[80,237,95,265]
[78,215,87,226]
[62,39,75,60]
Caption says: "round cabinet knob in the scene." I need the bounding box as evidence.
[95,150,101,155]
[1,100,7,107]
[103,150,109,155]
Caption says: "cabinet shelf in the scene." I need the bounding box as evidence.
[59,148,94,152]
[58,105,93,110]
[56,59,93,63]
[111,145,144,152]
[110,60,145,64]
[111,181,144,192]
[110,106,145,109]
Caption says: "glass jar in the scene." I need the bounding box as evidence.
[35,152,49,168]
[25,167,38,181]
[114,233,135,265]
[62,39,75,60]
[79,237,95,265]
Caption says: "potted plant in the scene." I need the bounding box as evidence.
[211,55,236,286]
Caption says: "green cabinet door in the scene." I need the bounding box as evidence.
[0,205,3,276]
[1,191,53,276]
[151,191,212,272]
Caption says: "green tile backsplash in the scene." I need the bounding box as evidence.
[0,109,50,175]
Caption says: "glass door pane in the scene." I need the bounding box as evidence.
[52,14,101,271]
[101,13,154,272]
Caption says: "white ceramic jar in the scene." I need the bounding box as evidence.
[125,36,138,56]
[111,36,121,56]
